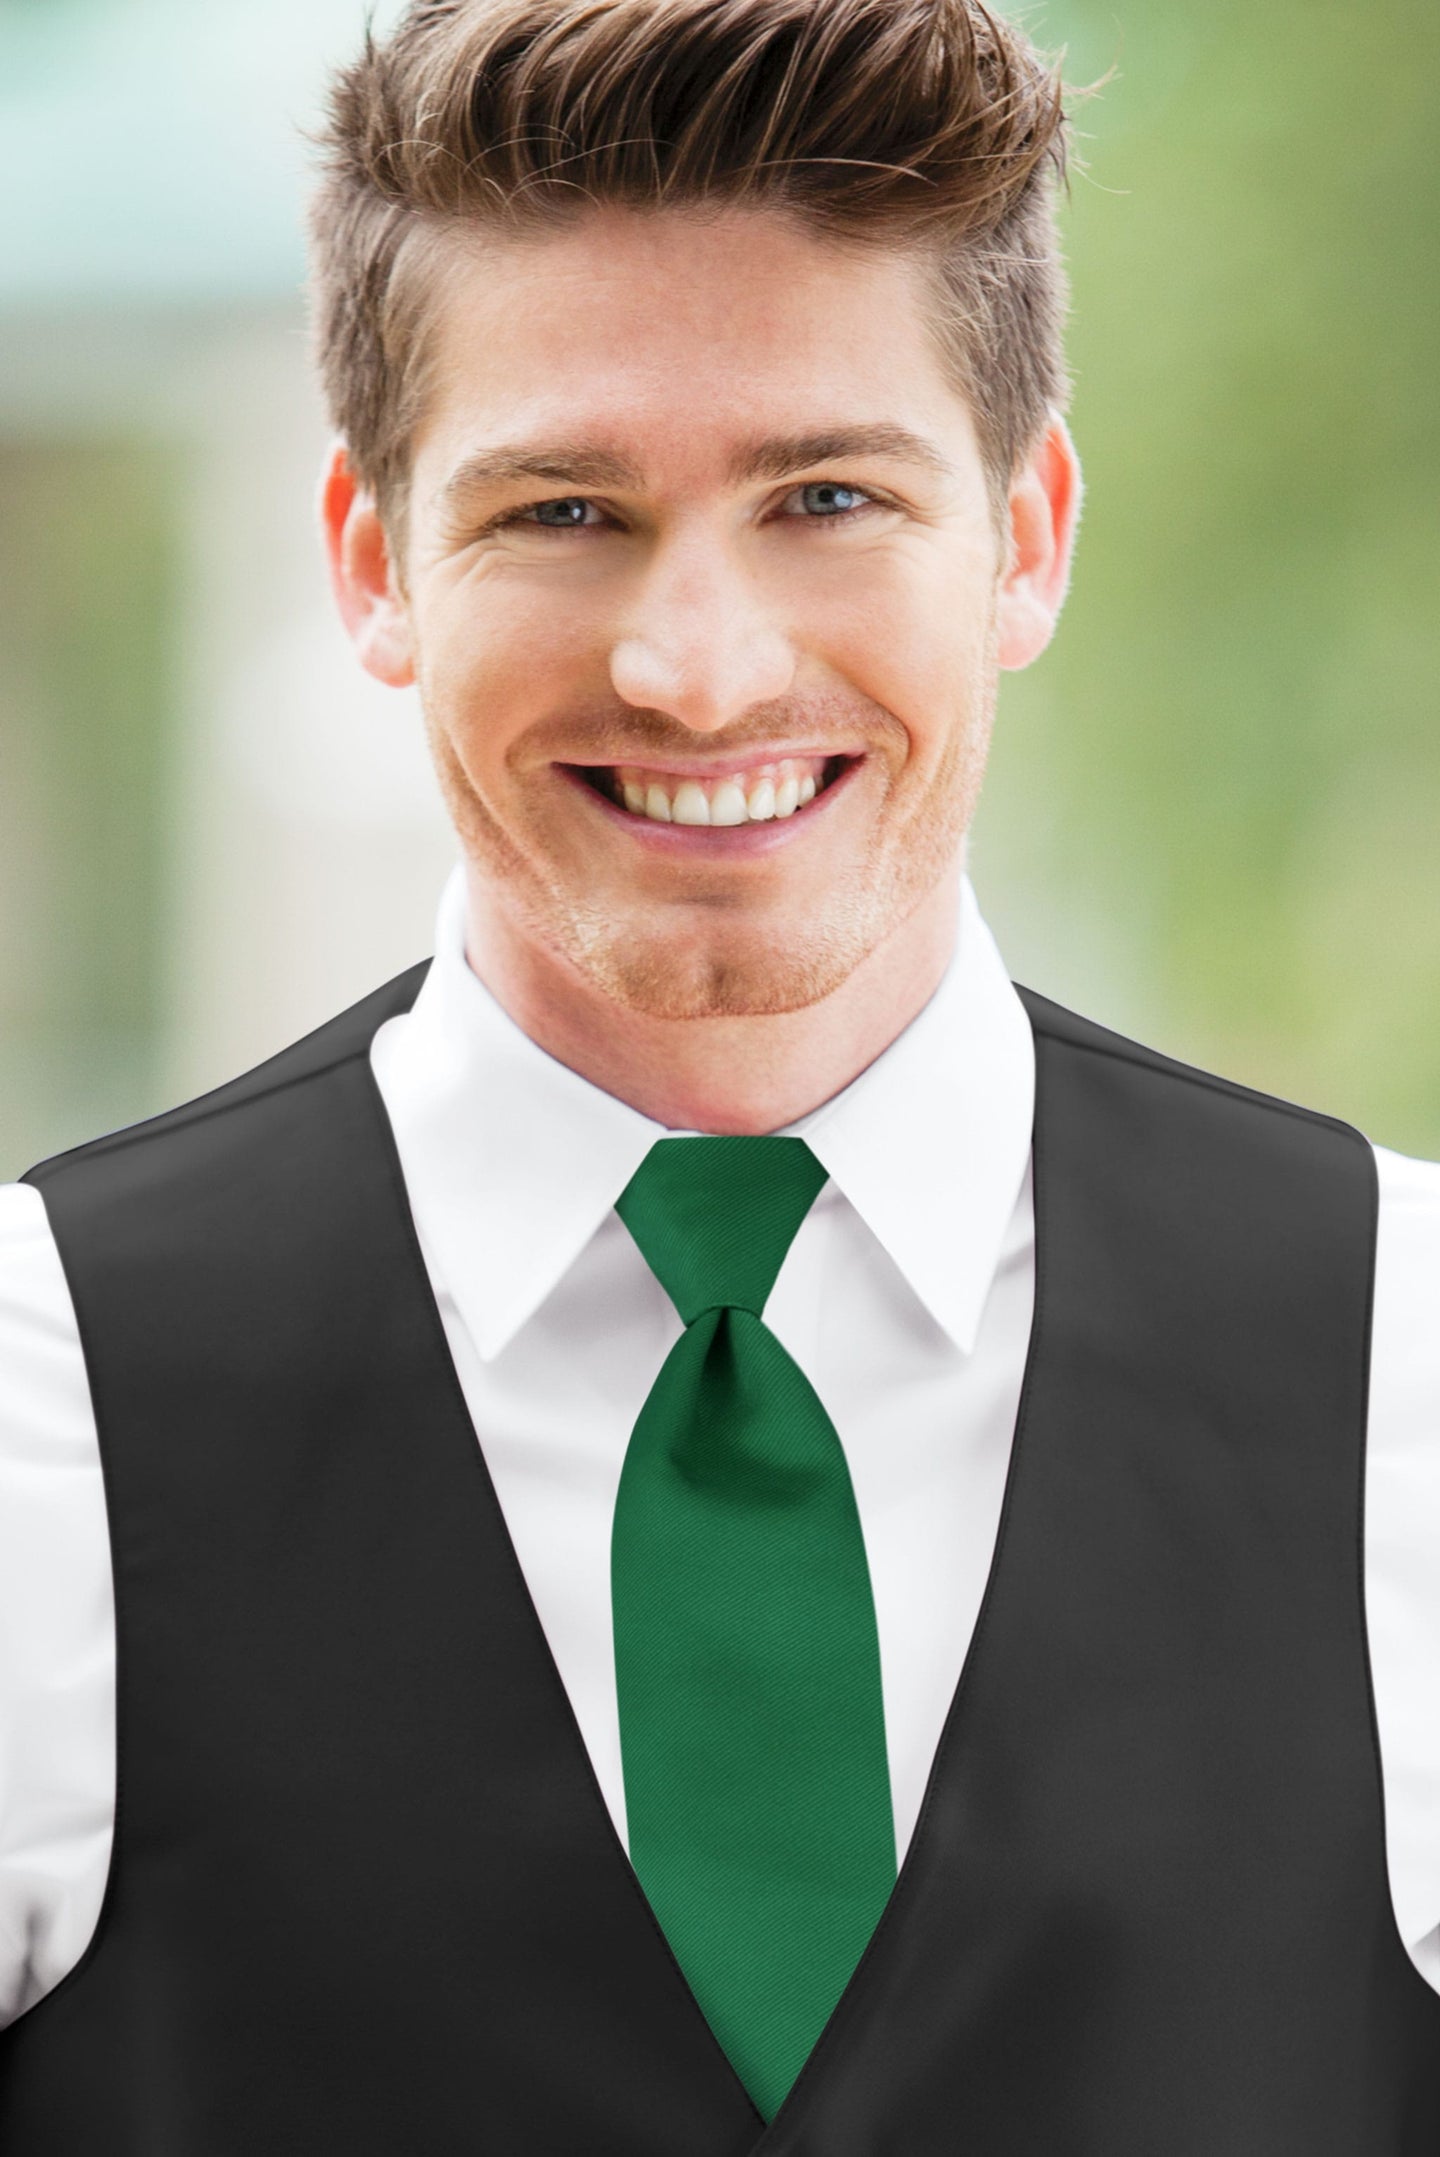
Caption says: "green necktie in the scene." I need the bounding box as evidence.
[612,1136,897,2121]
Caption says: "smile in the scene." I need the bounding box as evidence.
[572,754,852,828]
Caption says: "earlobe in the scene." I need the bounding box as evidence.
[319,443,417,690]
[995,413,1083,672]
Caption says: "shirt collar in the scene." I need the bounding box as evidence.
[372,864,1034,1361]
[785,875,1034,1353]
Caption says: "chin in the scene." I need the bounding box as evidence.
[568,907,885,1022]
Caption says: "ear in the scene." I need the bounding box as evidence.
[995,413,1084,672]
[319,443,416,689]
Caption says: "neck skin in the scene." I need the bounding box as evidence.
[462,856,963,1135]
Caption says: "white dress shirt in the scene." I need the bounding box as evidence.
[2,867,1438,2031]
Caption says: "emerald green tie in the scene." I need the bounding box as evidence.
[612,1136,896,2121]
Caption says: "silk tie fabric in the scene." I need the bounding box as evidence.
[612,1135,896,2120]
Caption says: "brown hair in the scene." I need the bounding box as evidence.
[309,0,1088,544]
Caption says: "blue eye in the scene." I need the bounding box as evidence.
[795,482,870,516]
[526,497,595,527]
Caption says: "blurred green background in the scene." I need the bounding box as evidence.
[1,0,1436,1179]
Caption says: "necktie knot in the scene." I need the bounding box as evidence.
[616,1135,827,1324]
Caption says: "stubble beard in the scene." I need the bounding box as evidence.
[424,680,994,1023]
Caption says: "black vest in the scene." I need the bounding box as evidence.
[2,971,1437,2153]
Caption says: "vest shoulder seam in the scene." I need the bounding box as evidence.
[24,1046,376,1184]
[23,958,430,1185]
[1016,985,1370,1153]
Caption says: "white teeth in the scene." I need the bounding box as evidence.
[612,761,836,824]
[708,780,748,826]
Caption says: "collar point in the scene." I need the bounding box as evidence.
[938,1316,982,1359]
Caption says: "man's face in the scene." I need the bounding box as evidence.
[355,206,1066,1019]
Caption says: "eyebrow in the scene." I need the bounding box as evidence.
[439,444,637,509]
[437,423,954,509]
[734,425,954,485]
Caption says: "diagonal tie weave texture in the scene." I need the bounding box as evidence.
[612,1136,896,2121]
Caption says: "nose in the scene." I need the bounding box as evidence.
[608,527,796,733]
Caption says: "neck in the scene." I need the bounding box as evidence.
[461,865,963,1135]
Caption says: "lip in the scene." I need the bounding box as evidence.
[558,754,865,854]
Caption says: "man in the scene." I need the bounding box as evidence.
[0,0,1437,2146]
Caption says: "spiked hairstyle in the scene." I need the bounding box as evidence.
[309,0,1084,542]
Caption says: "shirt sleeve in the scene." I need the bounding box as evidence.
[1368,1143,1440,1990]
[0,1181,114,2027]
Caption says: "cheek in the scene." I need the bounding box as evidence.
[415,583,587,774]
[822,575,992,776]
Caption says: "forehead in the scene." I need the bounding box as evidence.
[409,203,978,482]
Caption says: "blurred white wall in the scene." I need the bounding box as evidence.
[149,308,456,1103]
[0,0,455,1166]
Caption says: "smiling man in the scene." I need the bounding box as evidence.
[326,197,1066,1130]
[1,0,1438,2150]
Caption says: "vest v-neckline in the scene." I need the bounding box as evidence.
[358,1014,1048,2149]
